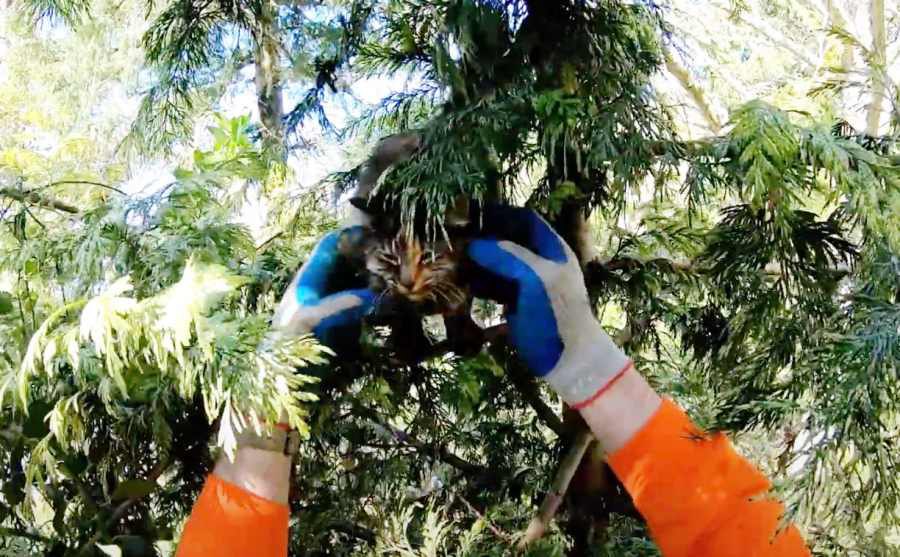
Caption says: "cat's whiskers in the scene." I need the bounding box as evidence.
[372,286,393,312]
[366,230,464,309]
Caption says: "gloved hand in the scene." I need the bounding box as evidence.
[467,206,631,409]
[271,227,375,353]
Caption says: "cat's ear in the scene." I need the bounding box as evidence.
[350,196,396,233]
[445,196,470,228]
[348,197,381,228]
[349,197,372,213]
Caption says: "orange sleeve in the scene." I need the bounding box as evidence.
[176,474,289,557]
[607,399,810,557]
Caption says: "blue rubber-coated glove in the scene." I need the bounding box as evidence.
[271,227,376,352]
[467,207,630,409]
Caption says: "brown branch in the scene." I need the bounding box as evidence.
[663,46,722,134]
[601,256,694,273]
[488,339,566,438]
[0,187,80,214]
[107,460,170,523]
[866,0,887,136]
[712,3,818,69]
[517,430,594,548]
[482,323,509,344]
[456,493,514,545]
[251,0,286,154]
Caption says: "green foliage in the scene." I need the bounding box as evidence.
[20,0,92,25]
[3,0,899,555]
[0,115,328,554]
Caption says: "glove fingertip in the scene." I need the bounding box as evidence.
[346,288,378,313]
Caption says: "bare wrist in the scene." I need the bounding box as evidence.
[212,420,296,505]
[213,446,292,505]
[577,366,662,454]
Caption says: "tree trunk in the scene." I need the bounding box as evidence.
[252,0,286,157]
[866,0,886,136]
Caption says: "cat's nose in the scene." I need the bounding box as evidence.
[394,280,413,296]
[399,268,417,290]
[398,279,428,302]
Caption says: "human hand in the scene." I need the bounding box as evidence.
[271,227,376,353]
[467,206,631,409]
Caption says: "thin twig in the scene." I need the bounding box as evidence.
[0,198,15,221]
[711,3,818,69]
[421,323,510,362]
[41,180,127,196]
[23,205,47,230]
[325,520,376,543]
[517,429,594,549]
[256,231,284,251]
[354,404,485,476]
[456,493,514,545]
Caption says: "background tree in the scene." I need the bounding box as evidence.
[1,1,898,556]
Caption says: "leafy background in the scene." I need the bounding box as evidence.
[0,0,897,555]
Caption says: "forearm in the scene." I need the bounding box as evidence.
[212,447,292,504]
[176,446,292,557]
[465,208,809,555]
[578,365,809,557]
[176,223,375,557]
[577,364,661,454]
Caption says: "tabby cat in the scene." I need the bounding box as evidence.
[343,134,484,360]
[344,134,587,360]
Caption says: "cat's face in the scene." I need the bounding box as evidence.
[365,234,467,309]
[350,195,471,310]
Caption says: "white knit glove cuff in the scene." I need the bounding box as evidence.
[543,322,632,409]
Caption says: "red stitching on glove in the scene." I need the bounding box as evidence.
[570,360,634,411]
